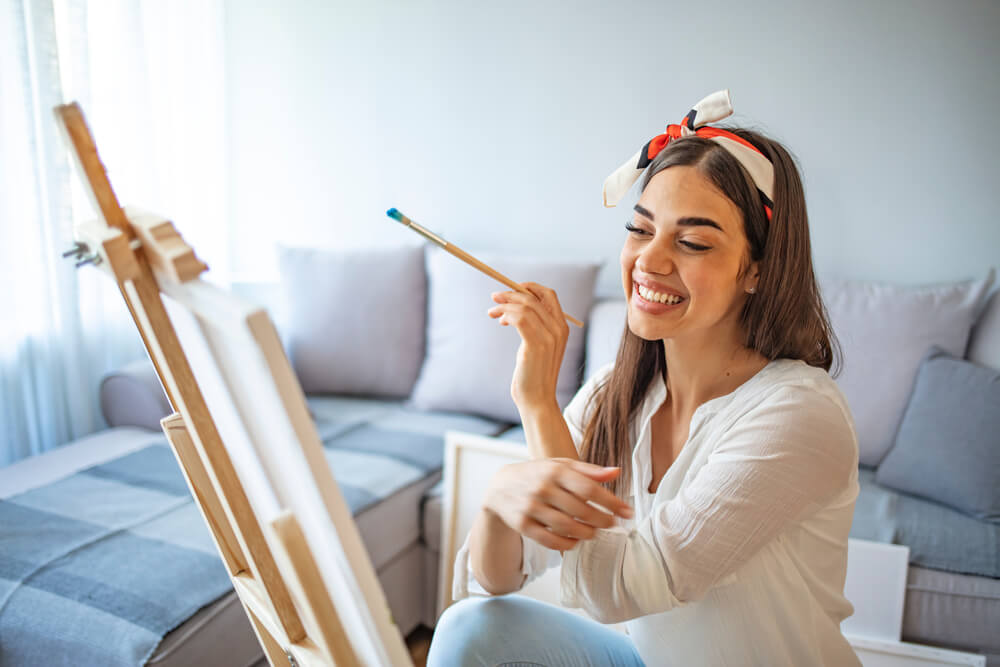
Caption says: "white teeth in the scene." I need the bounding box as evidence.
[637,283,683,305]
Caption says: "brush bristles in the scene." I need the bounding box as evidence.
[386,207,410,225]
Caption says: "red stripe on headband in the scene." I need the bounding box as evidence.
[646,124,768,164]
[692,126,768,159]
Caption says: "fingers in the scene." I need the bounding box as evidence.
[521,518,580,552]
[490,284,568,334]
[554,461,634,519]
[539,485,617,530]
[489,303,554,342]
[527,501,598,540]
[521,282,567,324]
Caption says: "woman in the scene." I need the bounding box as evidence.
[428,91,860,666]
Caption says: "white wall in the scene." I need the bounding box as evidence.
[225,0,999,296]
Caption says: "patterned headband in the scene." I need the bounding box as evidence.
[603,89,774,220]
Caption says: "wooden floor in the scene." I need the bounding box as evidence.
[406,625,434,666]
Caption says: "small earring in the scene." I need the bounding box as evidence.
[747,287,757,294]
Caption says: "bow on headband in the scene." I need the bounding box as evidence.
[603,89,774,220]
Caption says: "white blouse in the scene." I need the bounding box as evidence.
[453,358,862,666]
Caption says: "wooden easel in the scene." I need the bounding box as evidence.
[54,103,411,667]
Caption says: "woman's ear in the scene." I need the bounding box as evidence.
[743,262,760,293]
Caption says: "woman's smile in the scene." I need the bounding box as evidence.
[632,281,687,313]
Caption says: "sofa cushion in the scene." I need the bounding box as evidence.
[876,347,1000,522]
[968,289,1000,371]
[901,565,1000,660]
[850,468,1000,579]
[585,299,627,381]
[421,480,445,556]
[409,248,600,423]
[822,273,993,466]
[495,425,529,443]
[277,244,427,398]
[307,394,507,567]
[100,359,171,430]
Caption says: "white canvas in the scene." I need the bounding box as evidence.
[841,538,909,642]
[158,275,411,666]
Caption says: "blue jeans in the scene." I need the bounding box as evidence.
[427,595,646,667]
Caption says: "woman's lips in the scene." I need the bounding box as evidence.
[632,282,686,313]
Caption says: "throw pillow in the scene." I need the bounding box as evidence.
[585,299,627,381]
[822,272,993,466]
[876,347,1000,522]
[409,247,600,423]
[277,244,426,398]
[967,289,1000,371]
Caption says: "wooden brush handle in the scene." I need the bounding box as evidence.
[444,244,584,328]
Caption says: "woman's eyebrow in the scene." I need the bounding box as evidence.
[677,217,724,232]
[633,204,724,232]
[633,204,654,220]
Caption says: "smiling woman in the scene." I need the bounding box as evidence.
[589,126,838,497]
[430,91,860,667]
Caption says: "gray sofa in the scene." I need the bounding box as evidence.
[2,253,997,666]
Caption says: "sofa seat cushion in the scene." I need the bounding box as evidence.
[307,395,508,567]
[902,565,1000,659]
[851,468,1000,578]
[422,480,445,556]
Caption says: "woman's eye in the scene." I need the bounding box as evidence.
[624,222,649,236]
[679,240,711,251]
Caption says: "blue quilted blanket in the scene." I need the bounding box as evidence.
[0,444,232,666]
[0,400,506,667]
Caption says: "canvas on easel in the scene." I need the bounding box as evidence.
[53,102,412,667]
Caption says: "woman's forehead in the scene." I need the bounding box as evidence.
[638,166,741,231]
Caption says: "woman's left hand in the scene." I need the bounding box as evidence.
[488,282,570,414]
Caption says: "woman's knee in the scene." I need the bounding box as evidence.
[428,597,526,666]
[434,596,520,644]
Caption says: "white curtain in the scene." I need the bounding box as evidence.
[0,0,226,465]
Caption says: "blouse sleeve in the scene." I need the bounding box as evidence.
[559,383,857,624]
[451,363,615,600]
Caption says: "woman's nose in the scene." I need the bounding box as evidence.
[636,243,676,276]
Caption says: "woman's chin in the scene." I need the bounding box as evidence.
[627,312,675,341]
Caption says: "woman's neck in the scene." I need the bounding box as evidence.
[660,327,768,415]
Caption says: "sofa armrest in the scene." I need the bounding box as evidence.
[100,358,172,430]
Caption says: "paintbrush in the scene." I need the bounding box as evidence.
[386,208,583,328]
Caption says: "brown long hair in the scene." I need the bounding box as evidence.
[580,127,839,496]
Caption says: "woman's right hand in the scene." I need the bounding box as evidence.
[483,458,635,551]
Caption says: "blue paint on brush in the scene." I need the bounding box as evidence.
[386,208,405,222]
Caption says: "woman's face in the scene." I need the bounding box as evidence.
[620,165,757,344]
